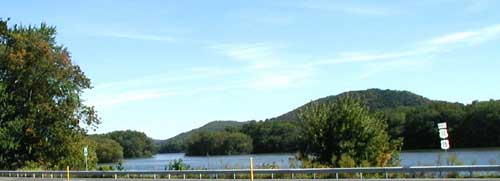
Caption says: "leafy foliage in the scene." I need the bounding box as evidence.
[0,20,99,170]
[90,136,124,163]
[185,131,252,156]
[240,120,300,153]
[297,97,402,167]
[100,130,157,158]
[165,159,190,170]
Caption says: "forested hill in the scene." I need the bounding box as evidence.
[158,88,500,154]
[159,89,437,153]
[158,121,245,153]
[269,88,432,122]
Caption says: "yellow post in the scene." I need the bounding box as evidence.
[66,166,70,181]
[250,157,254,181]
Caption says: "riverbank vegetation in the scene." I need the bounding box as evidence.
[185,131,252,156]
[91,130,158,163]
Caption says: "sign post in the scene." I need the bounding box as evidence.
[437,122,450,168]
[250,157,254,181]
[83,146,88,171]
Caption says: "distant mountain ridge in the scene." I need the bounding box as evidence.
[269,88,432,122]
[159,89,432,150]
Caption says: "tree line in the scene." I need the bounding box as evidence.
[90,130,158,163]
[161,91,500,155]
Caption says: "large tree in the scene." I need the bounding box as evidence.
[298,97,401,167]
[0,20,100,169]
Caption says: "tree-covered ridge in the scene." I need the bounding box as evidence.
[158,121,245,153]
[160,89,500,155]
[269,89,432,123]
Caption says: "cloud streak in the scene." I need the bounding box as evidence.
[298,1,392,16]
[425,24,500,46]
[93,31,176,42]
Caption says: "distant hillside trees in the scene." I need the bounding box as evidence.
[0,20,99,170]
[159,89,500,155]
[458,100,500,147]
[240,121,300,153]
[298,97,402,167]
[185,131,252,156]
[102,130,158,158]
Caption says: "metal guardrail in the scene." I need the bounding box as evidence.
[0,165,498,179]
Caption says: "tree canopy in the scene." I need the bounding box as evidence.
[90,136,123,163]
[0,19,99,170]
[185,131,252,156]
[101,130,157,158]
[298,97,402,167]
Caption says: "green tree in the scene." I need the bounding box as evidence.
[298,97,401,167]
[103,130,157,158]
[91,136,124,163]
[0,20,99,170]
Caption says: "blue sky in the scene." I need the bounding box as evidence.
[3,0,500,139]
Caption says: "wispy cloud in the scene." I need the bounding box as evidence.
[92,31,176,42]
[298,1,392,16]
[209,42,315,89]
[305,24,500,79]
[209,42,284,70]
[86,89,172,108]
[425,24,500,46]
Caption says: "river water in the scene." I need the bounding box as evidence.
[111,148,500,170]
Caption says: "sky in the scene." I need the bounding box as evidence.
[2,0,500,139]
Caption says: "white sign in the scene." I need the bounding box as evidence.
[83,146,88,157]
[440,140,450,150]
[437,122,451,150]
[437,122,447,129]
[439,129,449,139]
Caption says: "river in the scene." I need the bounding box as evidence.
[109,148,500,170]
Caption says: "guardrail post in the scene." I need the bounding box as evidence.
[183,173,186,179]
[233,173,236,179]
[168,174,171,179]
[335,172,338,180]
[114,174,117,179]
[291,172,294,179]
[154,174,157,179]
[51,174,53,178]
[385,171,388,179]
[215,174,218,179]
[32,173,35,178]
[271,173,274,179]
[199,173,202,179]
[313,173,316,179]
[360,172,363,179]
